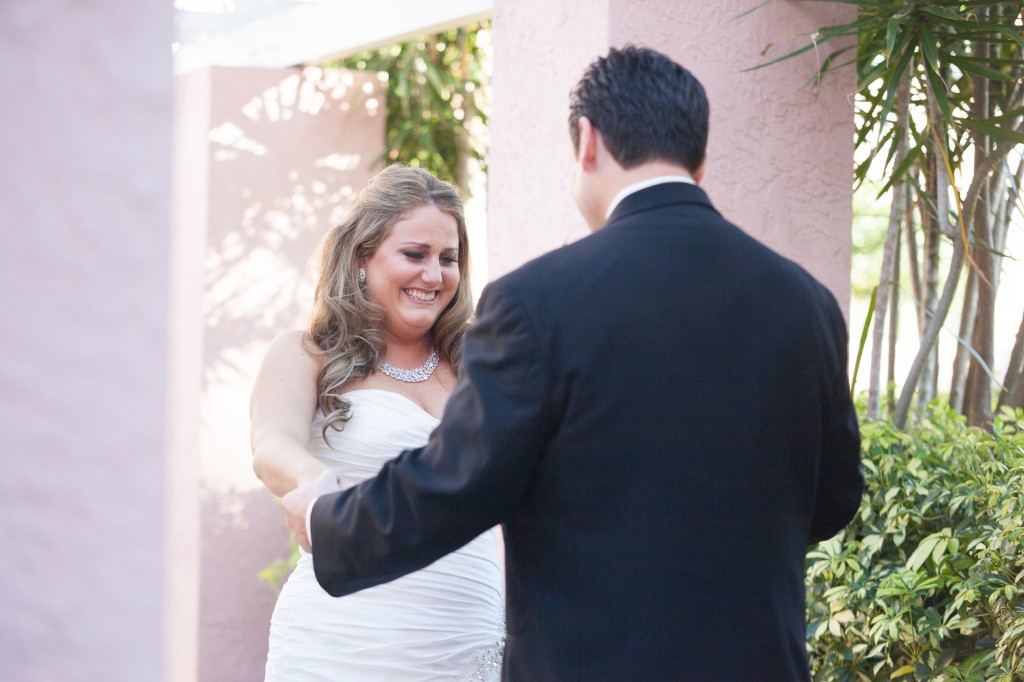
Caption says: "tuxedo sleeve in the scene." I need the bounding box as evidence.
[808,294,864,544]
[311,281,556,597]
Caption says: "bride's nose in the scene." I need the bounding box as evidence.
[420,258,442,286]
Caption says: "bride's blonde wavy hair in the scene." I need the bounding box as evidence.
[308,165,472,437]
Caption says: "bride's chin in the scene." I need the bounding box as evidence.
[386,318,440,339]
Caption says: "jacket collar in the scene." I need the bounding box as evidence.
[605,181,717,226]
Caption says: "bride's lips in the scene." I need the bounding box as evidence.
[404,288,438,303]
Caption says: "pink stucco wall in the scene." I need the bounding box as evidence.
[488,0,611,274]
[489,0,855,312]
[172,65,385,682]
[0,2,174,681]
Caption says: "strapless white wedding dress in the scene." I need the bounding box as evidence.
[266,389,505,681]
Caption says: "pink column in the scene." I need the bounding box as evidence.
[489,0,855,311]
[0,2,174,681]
[172,65,385,682]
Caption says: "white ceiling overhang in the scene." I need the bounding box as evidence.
[174,0,493,74]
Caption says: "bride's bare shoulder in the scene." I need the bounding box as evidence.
[262,330,324,370]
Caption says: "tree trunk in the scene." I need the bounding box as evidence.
[954,144,1019,420]
[887,224,901,416]
[867,74,911,421]
[949,269,978,413]
[992,160,1024,413]
[903,193,923,330]
[919,183,941,410]
[963,50,995,429]
[893,82,961,429]
[899,117,1024,429]
[962,194,994,428]
[894,239,965,429]
[998,307,1024,412]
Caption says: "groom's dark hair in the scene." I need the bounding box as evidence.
[568,45,709,174]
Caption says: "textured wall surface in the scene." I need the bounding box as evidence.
[172,66,385,682]
[0,2,174,681]
[488,0,609,279]
[490,0,855,311]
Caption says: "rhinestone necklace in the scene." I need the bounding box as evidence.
[378,348,440,383]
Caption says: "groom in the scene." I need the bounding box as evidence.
[285,46,863,680]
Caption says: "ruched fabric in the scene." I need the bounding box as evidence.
[266,390,505,681]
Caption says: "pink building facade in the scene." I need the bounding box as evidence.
[490,0,855,306]
[172,66,385,681]
[1,1,853,680]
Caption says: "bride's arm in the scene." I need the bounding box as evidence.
[251,330,330,498]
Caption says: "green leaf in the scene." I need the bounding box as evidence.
[955,617,980,631]
[874,138,924,197]
[959,118,1024,145]
[858,57,890,91]
[919,6,965,23]
[734,0,774,20]
[741,41,818,72]
[891,665,916,678]
[908,535,941,570]
[923,60,952,122]
[851,286,875,393]
[946,54,1018,83]
[893,524,906,546]
[917,25,941,75]
[886,16,900,62]
[985,23,1024,52]
[878,42,915,127]
[979,107,1024,126]
[834,608,855,624]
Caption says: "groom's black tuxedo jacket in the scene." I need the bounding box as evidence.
[312,182,863,681]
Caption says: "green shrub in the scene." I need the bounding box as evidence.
[806,404,1024,681]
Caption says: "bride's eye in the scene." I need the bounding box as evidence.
[403,251,426,261]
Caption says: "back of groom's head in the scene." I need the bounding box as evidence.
[568,45,709,175]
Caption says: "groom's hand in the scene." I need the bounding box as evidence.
[282,469,341,552]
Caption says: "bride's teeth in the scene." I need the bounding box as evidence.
[406,289,436,301]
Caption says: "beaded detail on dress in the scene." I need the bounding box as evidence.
[457,638,504,682]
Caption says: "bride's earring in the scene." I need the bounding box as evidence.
[358,267,366,284]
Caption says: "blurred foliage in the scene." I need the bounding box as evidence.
[330,21,491,194]
[807,404,1024,680]
[258,536,299,595]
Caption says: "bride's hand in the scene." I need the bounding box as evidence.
[282,469,342,552]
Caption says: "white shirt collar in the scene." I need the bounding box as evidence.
[605,175,696,220]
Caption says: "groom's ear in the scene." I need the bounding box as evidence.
[576,117,599,171]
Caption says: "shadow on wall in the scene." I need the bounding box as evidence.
[198,486,287,680]
[185,65,386,682]
[203,66,387,379]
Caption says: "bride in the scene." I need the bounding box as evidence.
[250,165,504,681]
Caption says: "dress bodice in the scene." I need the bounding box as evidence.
[308,389,440,489]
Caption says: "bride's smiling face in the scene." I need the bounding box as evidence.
[362,204,461,343]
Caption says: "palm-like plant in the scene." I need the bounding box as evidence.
[755,1,1024,429]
